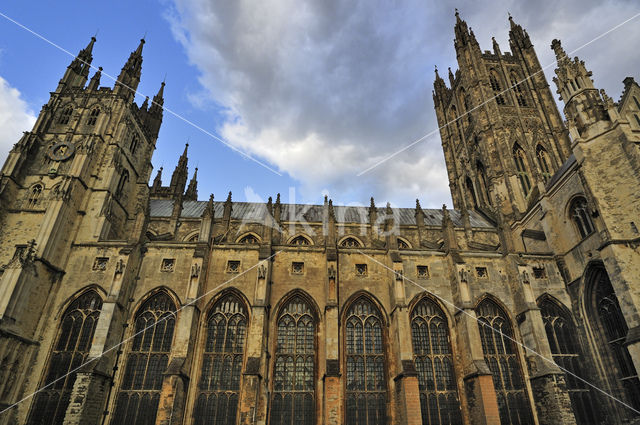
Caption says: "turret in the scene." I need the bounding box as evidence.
[87,66,102,91]
[56,36,95,91]
[115,38,144,101]
[184,168,198,201]
[146,81,165,137]
[169,143,189,197]
[551,39,610,137]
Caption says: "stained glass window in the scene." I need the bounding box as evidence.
[27,290,103,425]
[270,295,315,425]
[538,298,602,424]
[592,268,640,409]
[112,292,176,425]
[345,297,387,425]
[194,293,247,425]
[411,297,462,425]
[476,299,533,425]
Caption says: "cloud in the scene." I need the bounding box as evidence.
[0,76,36,166]
[167,0,640,207]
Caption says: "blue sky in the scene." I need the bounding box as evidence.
[1,0,639,208]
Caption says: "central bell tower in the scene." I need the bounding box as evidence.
[434,12,571,222]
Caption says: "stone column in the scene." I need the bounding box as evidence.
[389,256,422,425]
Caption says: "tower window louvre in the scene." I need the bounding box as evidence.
[27,184,43,208]
[27,291,103,425]
[86,107,99,126]
[130,135,139,154]
[58,107,73,125]
[270,295,316,425]
[634,114,640,127]
[634,96,640,110]
[194,293,247,425]
[510,72,528,107]
[536,145,553,183]
[345,297,388,425]
[489,71,506,105]
[513,145,532,195]
[410,297,462,425]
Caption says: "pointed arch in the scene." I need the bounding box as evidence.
[585,265,640,410]
[111,290,177,425]
[568,196,594,239]
[343,293,389,425]
[194,290,249,425]
[184,231,200,242]
[236,232,261,244]
[288,234,313,246]
[270,291,319,425]
[26,183,44,208]
[409,293,462,425]
[536,294,602,424]
[339,236,364,248]
[489,69,506,105]
[397,237,412,250]
[27,289,103,425]
[513,143,532,196]
[535,144,553,183]
[475,297,533,425]
[115,169,129,199]
[465,176,478,208]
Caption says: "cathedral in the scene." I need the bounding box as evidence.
[1,10,640,425]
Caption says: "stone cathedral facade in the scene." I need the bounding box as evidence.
[1,11,640,425]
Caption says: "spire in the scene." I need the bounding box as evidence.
[492,37,501,55]
[87,66,102,91]
[453,9,472,48]
[143,80,165,139]
[141,96,149,111]
[149,81,165,116]
[152,166,163,189]
[184,167,198,201]
[203,194,215,218]
[115,38,145,99]
[57,36,95,90]
[448,67,455,87]
[170,143,189,195]
[508,14,532,48]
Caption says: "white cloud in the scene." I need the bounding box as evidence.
[0,76,36,166]
[167,0,640,207]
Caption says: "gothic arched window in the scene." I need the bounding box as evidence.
[290,235,311,246]
[465,177,478,208]
[194,293,247,425]
[238,234,259,244]
[58,106,73,125]
[569,197,594,239]
[115,170,129,199]
[510,72,528,107]
[591,267,640,409]
[410,297,462,425]
[536,145,553,183]
[130,135,139,154]
[634,96,640,110]
[476,161,491,206]
[489,70,506,105]
[87,107,100,126]
[27,290,102,425]
[538,298,602,424]
[513,144,532,195]
[397,238,410,250]
[476,299,533,425]
[340,237,362,248]
[345,297,387,425]
[112,292,176,425]
[27,184,44,208]
[270,295,316,425]
[450,105,464,143]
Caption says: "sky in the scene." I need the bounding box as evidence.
[0,0,639,208]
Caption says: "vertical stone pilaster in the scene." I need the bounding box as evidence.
[324,248,341,425]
